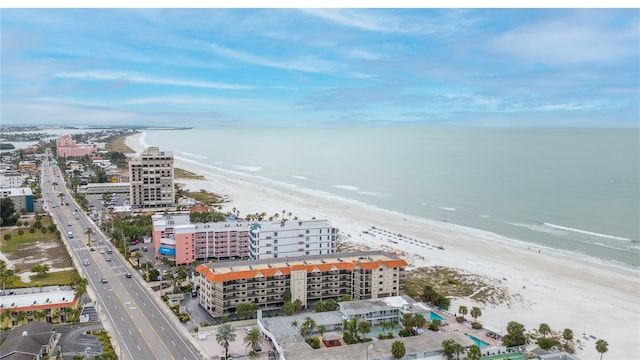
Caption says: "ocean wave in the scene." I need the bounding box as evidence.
[333,185,360,192]
[478,214,491,218]
[508,222,569,237]
[439,207,456,212]
[292,175,308,180]
[180,151,208,159]
[357,191,391,198]
[233,165,263,172]
[543,223,632,242]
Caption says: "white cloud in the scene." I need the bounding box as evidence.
[204,43,341,74]
[487,15,638,65]
[299,9,443,35]
[54,71,254,90]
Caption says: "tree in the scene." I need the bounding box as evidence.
[300,316,316,339]
[401,313,426,335]
[131,251,142,267]
[282,302,295,316]
[318,325,326,337]
[243,327,262,353]
[503,321,527,347]
[357,320,371,340]
[293,298,302,312]
[237,302,259,320]
[442,338,464,360]
[595,339,608,360]
[16,311,28,325]
[0,260,15,290]
[85,228,93,246]
[458,305,468,320]
[33,309,46,322]
[466,344,482,360]
[0,198,17,226]
[58,193,65,206]
[538,323,551,338]
[470,307,482,322]
[429,319,442,331]
[391,340,406,360]
[216,323,236,360]
[562,328,574,353]
[31,264,50,277]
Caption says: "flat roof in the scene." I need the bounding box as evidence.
[282,331,474,360]
[261,312,344,346]
[339,295,422,317]
[0,287,76,311]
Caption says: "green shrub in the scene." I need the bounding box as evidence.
[398,329,413,337]
[306,337,321,349]
[3,234,10,241]
[456,316,465,323]
[17,229,24,236]
[471,322,483,329]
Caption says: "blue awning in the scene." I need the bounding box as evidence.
[158,247,176,256]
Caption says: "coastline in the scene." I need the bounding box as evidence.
[127,132,639,360]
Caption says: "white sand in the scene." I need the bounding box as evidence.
[128,132,639,360]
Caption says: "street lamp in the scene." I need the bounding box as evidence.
[366,343,373,360]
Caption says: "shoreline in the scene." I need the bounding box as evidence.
[127,131,639,360]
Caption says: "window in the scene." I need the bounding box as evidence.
[274,232,278,236]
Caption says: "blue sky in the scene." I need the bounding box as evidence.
[2,8,639,127]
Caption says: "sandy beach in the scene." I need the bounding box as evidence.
[127,132,639,360]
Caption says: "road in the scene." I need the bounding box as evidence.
[41,160,203,360]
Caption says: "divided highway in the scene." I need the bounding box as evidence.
[41,161,203,360]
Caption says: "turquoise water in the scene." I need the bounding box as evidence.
[466,334,490,348]
[139,126,640,268]
[430,312,445,321]
[480,353,527,360]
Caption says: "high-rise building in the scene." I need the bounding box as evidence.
[55,134,96,158]
[129,147,175,212]
[195,250,407,317]
[249,219,338,259]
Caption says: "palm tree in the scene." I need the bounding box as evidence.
[300,316,316,339]
[0,308,13,328]
[58,193,64,206]
[391,340,406,360]
[244,328,262,354]
[470,307,482,322]
[562,328,574,347]
[66,307,80,323]
[318,325,326,337]
[51,308,61,324]
[357,320,371,340]
[131,251,142,267]
[538,323,551,338]
[16,311,28,325]
[595,339,608,360]
[0,260,15,291]
[467,344,482,360]
[216,323,236,360]
[32,309,46,322]
[85,228,93,246]
[458,305,468,320]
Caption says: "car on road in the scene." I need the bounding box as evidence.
[99,249,105,254]
[142,246,148,252]
[105,256,111,262]
[267,351,276,360]
[83,260,90,266]
[101,277,108,283]
[125,273,132,278]
[106,248,112,254]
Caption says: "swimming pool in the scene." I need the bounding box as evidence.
[430,311,445,321]
[465,334,490,348]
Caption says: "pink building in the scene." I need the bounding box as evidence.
[151,214,251,265]
[56,134,96,158]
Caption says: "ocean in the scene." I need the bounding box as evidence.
[139,126,640,269]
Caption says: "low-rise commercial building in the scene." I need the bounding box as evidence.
[195,250,407,317]
[0,287,77,328]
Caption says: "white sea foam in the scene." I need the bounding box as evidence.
[509,222,569,237]
[479,214,491,218]
[543,223,631,241]
[233,165,263,172]
[292,175,308,180]
[357,191,391,198]
[333,185,360,192]
[439,207,456,212]
[181,151,208,159]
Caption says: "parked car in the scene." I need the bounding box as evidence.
[125,273,132,278]
[101,277,108,283]
[267,351,276,360]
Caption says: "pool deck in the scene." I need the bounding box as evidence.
[431,309,503,348]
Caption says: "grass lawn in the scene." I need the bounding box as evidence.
[106,133,136,153]
[175,167,205,179]
[184,189,227,205]
[8,269,79,288]
[1,217,58,253]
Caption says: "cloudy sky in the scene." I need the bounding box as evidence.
[2,8,638,127]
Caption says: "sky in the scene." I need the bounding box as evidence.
[1,8,639,127]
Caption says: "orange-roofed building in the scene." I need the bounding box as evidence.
[194,250,407,317]
[189,204,210,213]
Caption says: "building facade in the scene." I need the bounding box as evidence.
[248,220,338,260]
[129,147,175,212]
[0,171,24,189]
[152,214,251,265]
[0,187,34,213]
[56,134,96,158]
[0,288,77,328]
[195,250,407,317]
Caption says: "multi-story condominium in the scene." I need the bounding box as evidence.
[195,250,407,317]
[56,134,96,158]
[151,214,251,265]
[248,219,338,260]
[128,147,175,212]
[0,188,34,213]
[78,182,130,195]
[0,171,24,189]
